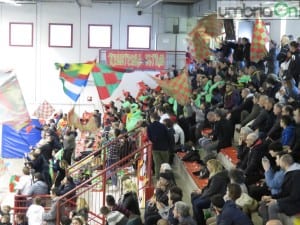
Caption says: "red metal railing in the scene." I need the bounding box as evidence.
[68,128,143,178]
[56,141,152,225]
[13,128,152,225]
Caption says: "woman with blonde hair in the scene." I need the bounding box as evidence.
[191,159,229,225]
[70,198,89,223]
[120,178,141,216]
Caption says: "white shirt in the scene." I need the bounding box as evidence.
[15,175,32,195]
[173,123,185,145]
[26,204,45,225]
[107,211,126,225]
[159,113,170,124]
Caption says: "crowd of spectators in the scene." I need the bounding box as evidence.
[2,33,300,225]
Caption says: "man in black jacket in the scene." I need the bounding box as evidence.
[264,154,300,219]
[291,108,300,161]
[228,88,253,126]
[240,132,267,185]
[287,41,300,85]
[147,112,171,180]
[204,109,233,154]
[249,97,276,138]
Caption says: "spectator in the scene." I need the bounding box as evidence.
[57,176,76,198]
[70,216,85,225]
[70,198,89,223]
[242,37,251,67]
[282,104,294,117]
[173,201,197,225]
[292,107,300,161]
[239,132,267,185]
[264,76,281,99]
[262,154,300,220]
[26,197,44,225]
[266,40,279,75]
[240,92,261,127]
[26,149,52,190]
[287,41,300,85]
[106,128,123,190]
[204,109,233,154]
[228,88,253,126]
[157,106,170,124]
[27,173,48,196]
[100,206,128,225]
[236,126,253,168]
[0,205,11,217]
[282,78,300,105]
[162,119,176,164]
[249,97,276,138]
[15,167,32,195]
[62,130,76,165]
[266,103,283,142]
[264,143,285,195]
[106,195,130,218]
[190,101,205,142]
[277,35,290,65]
[93,109,101,128]
[172,118,185,147]
[280,115,295,147]
[223,82,240,111]
[53,160,68,188]
[227,176,258,216]
[120,178,140,216]
[211,186,253,225]
[166,186,183,225]
[191,159,229,225]
[14,214,27,225]
[259,150,285,224]
[0,215,12,225]
[228,169,248,194]
[147,112,171,180]
[42,188,63,225]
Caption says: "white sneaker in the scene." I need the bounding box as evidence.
[112,185,118,191]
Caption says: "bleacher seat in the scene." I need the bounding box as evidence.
[219,146,239,165]
[176,152,208,189]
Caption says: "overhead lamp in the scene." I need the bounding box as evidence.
[136,0,140,7]
[0,0,21,6]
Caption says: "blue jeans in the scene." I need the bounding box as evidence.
[191,194,211,225]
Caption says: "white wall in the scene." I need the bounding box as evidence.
[285,20,300,41]
[0,2,189,115]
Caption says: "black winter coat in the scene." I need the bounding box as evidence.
[275,165,300,216]
[201,170,229,199]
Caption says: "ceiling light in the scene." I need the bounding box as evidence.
[0,0,21,6]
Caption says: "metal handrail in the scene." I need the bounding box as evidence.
[68,127,142,176]
[12,130,152,225]
[56,141,152,225]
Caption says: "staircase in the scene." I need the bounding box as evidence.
[13,129,153,225]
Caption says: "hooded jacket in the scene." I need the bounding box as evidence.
[217,200,253,225]
[27,180,48,196]
[275,163,300,216]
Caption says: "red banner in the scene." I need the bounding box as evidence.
[106,50,166,70]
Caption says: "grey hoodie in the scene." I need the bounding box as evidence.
[27,180,48,196]
[285,162,300,173]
